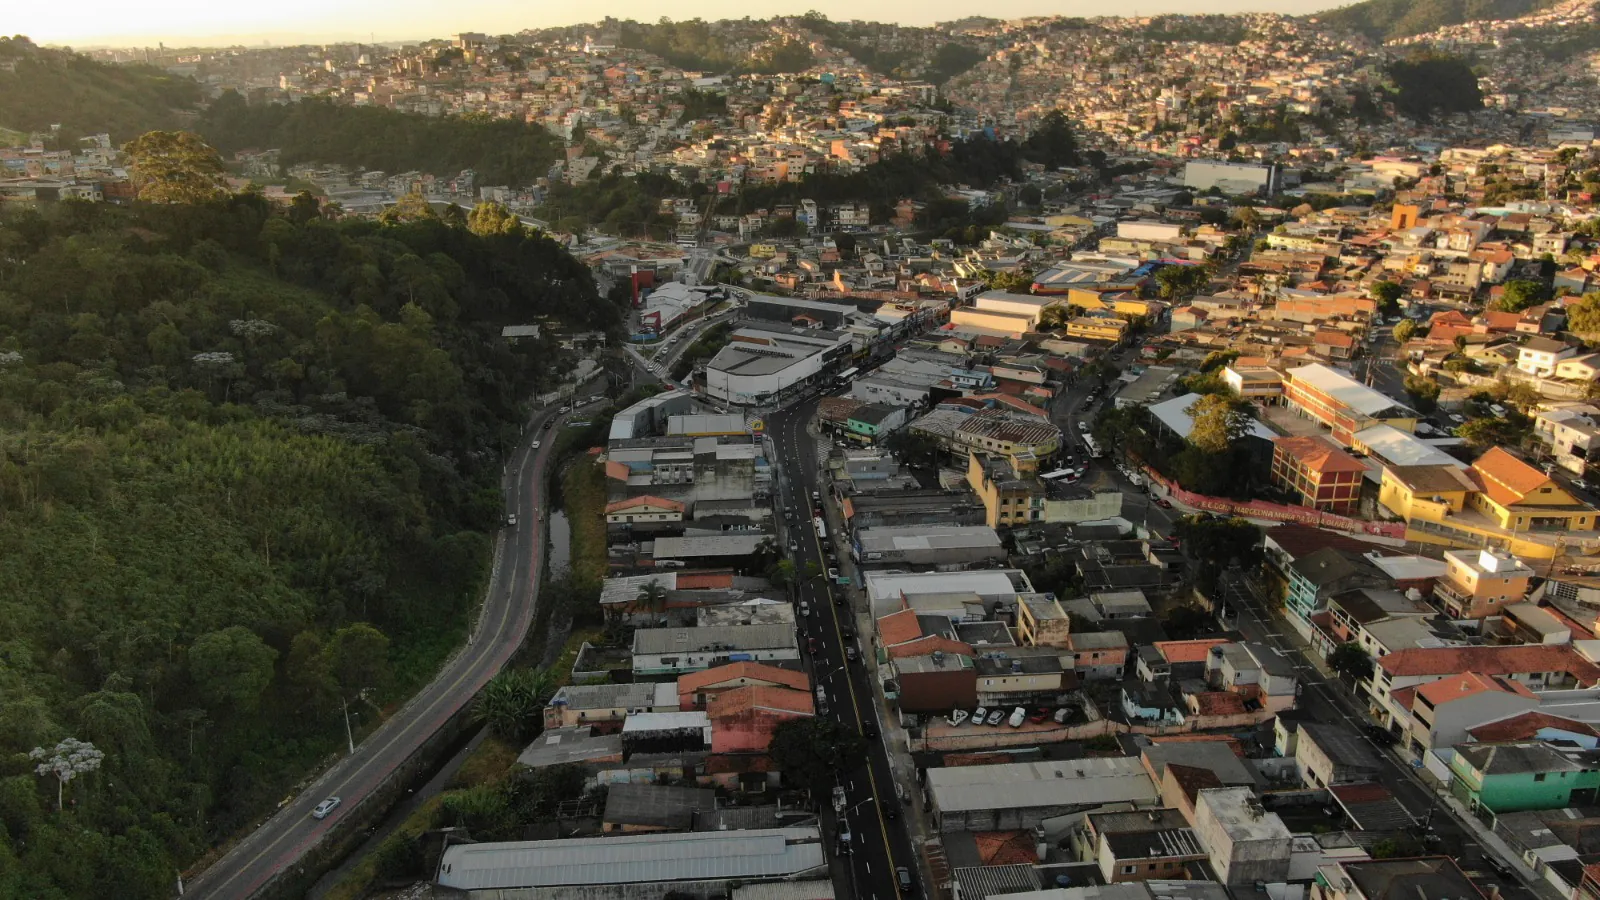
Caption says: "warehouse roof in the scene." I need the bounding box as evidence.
[857,525,1003,554]
[1287,363,1415,418]
[633,625,797,655]
[928,757,1157,813]
[434,826,826,890]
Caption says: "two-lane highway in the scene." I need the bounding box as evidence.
[184,402,571,899]
[769,397,920,900]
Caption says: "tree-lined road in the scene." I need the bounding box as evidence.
[184,404,565,899]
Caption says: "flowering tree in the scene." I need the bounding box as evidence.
[30,737,105,810]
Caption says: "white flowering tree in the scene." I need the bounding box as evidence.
[30,737,105,810]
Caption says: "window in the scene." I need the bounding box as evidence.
[1121,866,1137,875]
[1535,773,1547,782]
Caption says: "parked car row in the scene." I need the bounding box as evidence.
[947,705,1074,728]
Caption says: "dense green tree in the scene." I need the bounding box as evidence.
[288,190,322,226]
[1569,292,1600,333]
[121,131,230,204]
[467,201,526,237]
[770,718,867,795]
[1403,374,1441,413]
[1387,54,1484,118]
[1491,279,1546,312]
[1187,394,1250,454]
[1370,280,1404,314]
[187,626,278,714]
[1393,318,1419,343]
[1155,264,1211,299]
[1327,642,1375,684]
[1022,111,1081,169]
[472,668,557,743]
[378,192,440,225]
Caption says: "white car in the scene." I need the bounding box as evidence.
[1078,422,1090,433]
[1008,707,1027,728]
[558,405,571,414]
[1575,479,1592,492]
[947,710,969,727]
[531,440,541,450]
[311,797,341,820]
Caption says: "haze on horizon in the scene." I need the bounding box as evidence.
[21,0,1354,49]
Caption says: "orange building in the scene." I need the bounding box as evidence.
[1270,435,1367,514]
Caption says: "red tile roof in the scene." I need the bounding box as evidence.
[1389,687,1416,712]
[672,571,734,590]
[878,608,923,646]
[1273,435,1367,474]
[1262,524,1393,560]
[1330,782,1393,804]
[676,661,809,695]
[1467,711,1600,743]
[605,460,630,481]
[1470,446,1554,508]
[886,635,974,660]
[604,494,684,514]
[1192,692,1247,716]
[1378,644,1600,683]
[707,685,814,719]
[974,831,1038,866]
[1414,672,1536,707]
[1155,638,1231,664]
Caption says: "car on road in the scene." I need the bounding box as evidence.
[985,709,1005,726]
[807,637,818,654]
[882,799,899,820]
[531,440,541,450]
[789,540,798,552]
[799,601,811,616]
[1575,479,1592,492]
[1078,422,1090,433]
[897,867,914,892]
[1155,498,1173,509]
[1364,725,1399,746]
[311,797,341,820]
[1483,855,1517,880]
[558,405,571,414]
[846,646,859,662]
[827,567,839,581]
[505,513,518,527]
[541,419,554,430]
[861,723,877,739]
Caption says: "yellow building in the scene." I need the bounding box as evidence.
[1065,289,1161,319]
[1063,316,1129,342]
[1377,448,1599,560]
[949,307,1038,337]
[1434,548,1534,619]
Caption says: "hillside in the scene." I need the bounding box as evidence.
[0,182,619,899]
[1315,0,1564,40]
[0,36,199,144]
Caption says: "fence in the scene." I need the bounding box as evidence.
[1140,466,1407,539]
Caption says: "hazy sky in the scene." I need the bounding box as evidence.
[19,0,1354,49]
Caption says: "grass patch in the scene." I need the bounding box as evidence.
[447,736,522,790]
[561,455,609,589]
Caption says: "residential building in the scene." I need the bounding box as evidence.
[605,495,686,525]
[677,662,810,710]
[1404,672,1538,758]
[1284,547,1386,628]
[1434,548,1534,619]
[543,683,679,731]
[853,524,1006,569]
[1518,336,1579,378]
[1017,593,1073,647]
[1270,436,1367,514]
[1448,742,1600,814]
[891,650,977,712]
[1534,404,1600,476]
[1220,365,1285,405]
[1310,857,1483,900]
[602,783,717,833]
[1085,809,1208,883]
[1191,787,1293,886]
[1203,642,1300,714]
[1183,160,1279,195]
[1063,316,1130,343]
[1295,722,1381,788]
[706,684,813,753]
[1368,644,1600,727]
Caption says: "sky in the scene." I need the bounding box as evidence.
[17,0,1355,49]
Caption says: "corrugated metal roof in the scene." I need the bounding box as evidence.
[435,826,825,890]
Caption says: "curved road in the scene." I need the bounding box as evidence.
[184,403,567,899]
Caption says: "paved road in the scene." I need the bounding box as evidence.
[184,403,569,900]
[768,398,919,900]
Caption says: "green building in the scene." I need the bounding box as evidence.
[1448,741,1600,815]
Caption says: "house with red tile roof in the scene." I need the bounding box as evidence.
[1466,711,1600,744]
[677,661,809,710]
[1403,672,1539,759]
[706,684,814,754]
[604,495,685,524]
[1369,645,1600,728]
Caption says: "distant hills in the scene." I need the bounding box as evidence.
[0,36,199,145]
[1315,0,1565,41]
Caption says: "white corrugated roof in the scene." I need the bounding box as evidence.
[1288,363,1412,418]
[436,826,825,890]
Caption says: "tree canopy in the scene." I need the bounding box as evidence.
[0,147,621,898]
[122,130,231,204]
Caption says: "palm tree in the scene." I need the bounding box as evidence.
[636,579,669,614]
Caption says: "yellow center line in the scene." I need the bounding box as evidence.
[812,500,904,900]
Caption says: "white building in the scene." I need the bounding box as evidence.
[1534,404,1600,475]
[1182,160,1279,196]
[702,323,852,407]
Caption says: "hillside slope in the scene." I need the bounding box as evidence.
[1315,0,1563,40]
[0,36,199,144]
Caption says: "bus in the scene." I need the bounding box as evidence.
[1040,469,1074,481]
[834,367,859,388]
[813,516,827,540]
[1082,435,1104,459]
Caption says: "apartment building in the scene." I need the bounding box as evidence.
[1270,435,1366,514]
[1534,404,1600,476]
[1434,548,1534,619]
[1282,363,1418,446]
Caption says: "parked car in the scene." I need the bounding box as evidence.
[558,405,571,414]
[832,785,847,811]
[799,601,811,617]
[1008,707,1027,728]
[882,799,899,820]
[985,709,1005,726]
[807,637,818,654]
[789,540,799,552]
[1027,708,1050,724]
[1053,707,1073,724]
[897,867,914,892]
[1575,479,1592,492]
[1364,725,1399,746]
[311,797,342,820]
[827,567,840,581]
[948,710,969,727]
[1155,498,1173,509]
[840,624,855,639]
[846,646,859,662]
[972,706,988,725]
[1483,855,1517,880]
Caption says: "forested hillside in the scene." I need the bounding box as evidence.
[196,91,564,187]
[0,36,200,143]
[0,166,619,898]
[1316,0,1562,40]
